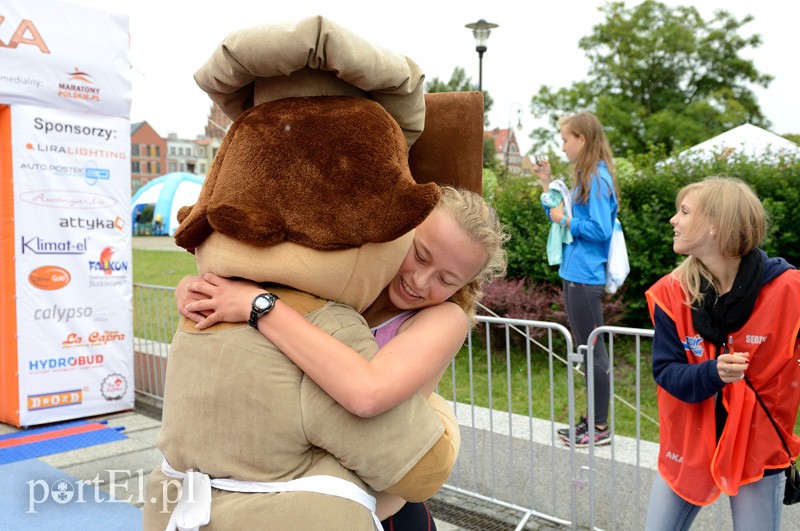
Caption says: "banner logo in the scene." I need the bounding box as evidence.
[59,216,125,231]
[62,331,126,349]
[29,265,71,290]
[34,304,93,323]
[27,390,83,411]
[84,165,110,184]
[28,355,105,374]
[101,373,127,400]
[0,17,50,53]
[18,161,112,186]
[26,142,126,160]
[20,189,118,209]
[58,68,101,103]
[89,247,128,275]
[21,235,88,255]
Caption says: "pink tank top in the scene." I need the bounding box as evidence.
[370,311,416,347]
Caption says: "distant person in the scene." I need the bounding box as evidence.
[153,213,163,236]
[532,112,619,447]
[134,211,142,235]
[645,177,800,530]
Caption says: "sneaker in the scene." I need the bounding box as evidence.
[567,425,612,448]
[557,416,588,440]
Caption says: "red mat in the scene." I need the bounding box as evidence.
[0,420,127,464]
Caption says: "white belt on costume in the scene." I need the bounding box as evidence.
[160,458,382,531]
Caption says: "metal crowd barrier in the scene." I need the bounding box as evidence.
[132,284,798,530]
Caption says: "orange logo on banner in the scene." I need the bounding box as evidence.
[59,68,101,103]
[0,16,51,53]
[28,265,71,290]
[27,390,83,411]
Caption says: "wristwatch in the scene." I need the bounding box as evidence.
[248,292,279,328]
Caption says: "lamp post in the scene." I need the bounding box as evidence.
[505,103,524,173]
[465,19,498,92]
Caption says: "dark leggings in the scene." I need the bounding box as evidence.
[562,280,610,427]
[381,501,437,531]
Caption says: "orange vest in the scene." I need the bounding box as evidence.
[646,271,800,505]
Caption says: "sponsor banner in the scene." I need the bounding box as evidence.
[0,0,131,117]
[9,104,133,425]
[12,105,130,208]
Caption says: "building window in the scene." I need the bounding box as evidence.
[131,161,140,173]
[131,144,140,156]
[170,146,176,155]
[156,162,161,174]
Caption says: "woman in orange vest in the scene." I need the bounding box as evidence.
[645,177,800,529]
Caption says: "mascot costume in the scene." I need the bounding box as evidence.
[143,15,484,530]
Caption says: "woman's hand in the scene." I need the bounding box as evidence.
[182,273,264,329]
[549,202,565,225]
[532,159,552,188]
[717,351,750,383]
[175,275,211,322]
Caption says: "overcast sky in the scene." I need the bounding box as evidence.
[74,0,798,155]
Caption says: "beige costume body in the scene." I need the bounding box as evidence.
[144,291,458,529]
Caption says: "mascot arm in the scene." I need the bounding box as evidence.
[301,307,459,499]
[380,393,460,501]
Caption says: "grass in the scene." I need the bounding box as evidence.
[436,334,661,442]
[132,248,198,287]
[132,248,198,343]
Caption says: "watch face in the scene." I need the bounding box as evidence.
[249,293,277,328]
[255,296,271,311]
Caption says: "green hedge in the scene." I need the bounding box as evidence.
[489,151,800,328]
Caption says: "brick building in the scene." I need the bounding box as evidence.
[130,121,166,193]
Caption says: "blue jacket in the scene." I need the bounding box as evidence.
[545,161,617,284]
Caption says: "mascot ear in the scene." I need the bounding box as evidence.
[177,205,192,223]
[409,91,485,195]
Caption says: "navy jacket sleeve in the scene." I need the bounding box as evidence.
[651,305,725,403]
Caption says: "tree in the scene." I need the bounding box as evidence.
[785,134,800,146]
[530,0,773,156]
[482,136,503,173]
[426,67,494,126]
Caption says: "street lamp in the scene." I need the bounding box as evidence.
[505,103,524,172]
[465,19,498,92]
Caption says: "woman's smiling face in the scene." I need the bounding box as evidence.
[670,191,713,257]
[386,208,486,311]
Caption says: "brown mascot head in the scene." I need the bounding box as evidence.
[174,15,484,311]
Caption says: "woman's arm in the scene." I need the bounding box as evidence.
[182,273,467,418]
[256,297,465,418]
[651,305,724,402]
